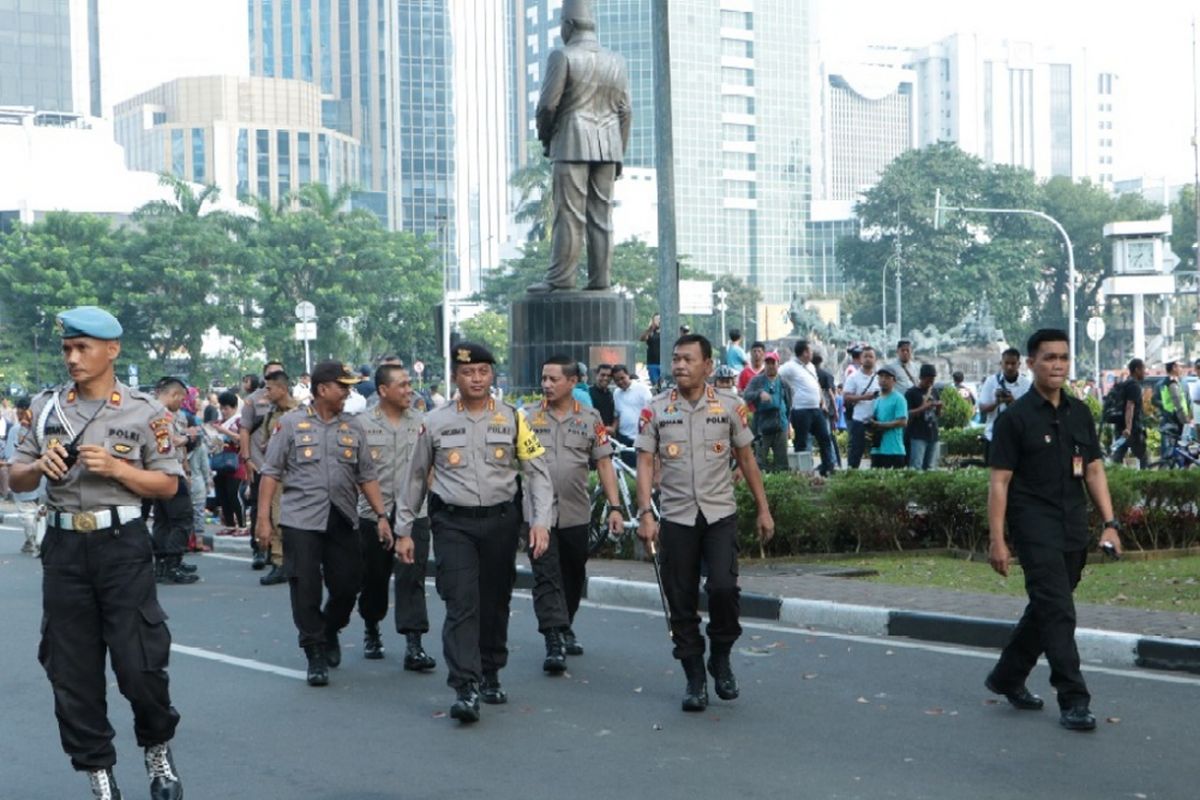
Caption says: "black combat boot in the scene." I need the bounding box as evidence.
[304,644,329,686]
[403,632,436,671]
[681,655,709,712]
[251,548,267,570]
[542,629,567,674]
[177,559,197,574]
[161,557,198,585]
[259,563,287,585]
[144,742,183,800]
[707,644,740,701]
[324,629,342,668]
[363,622,384,660]
[480,670,508,705]
[450,682,481,723]
[87,767,122,800]
[562,627,584,656]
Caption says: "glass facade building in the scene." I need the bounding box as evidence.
[113,76,360,211]
[247,0,395,225]
[0,0,102,117]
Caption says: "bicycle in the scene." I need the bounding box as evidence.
[587,441,657,555]
[1147,435,1200,470]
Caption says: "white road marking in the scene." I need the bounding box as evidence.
[200,551,252,563]
[171,644,306,681]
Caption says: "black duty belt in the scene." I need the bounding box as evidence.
[430,495,514,519]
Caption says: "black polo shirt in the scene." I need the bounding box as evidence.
[589,385,615,427]
[989,387,1102,551]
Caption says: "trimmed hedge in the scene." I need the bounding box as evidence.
[732,466,1200,556]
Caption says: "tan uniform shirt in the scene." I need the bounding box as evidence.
[260,405,377,530]
[170,411,189,465]
[240,388,273,468]
[524,399,613,528]
[634,385,754,526]
[15,381,184,512]
[396,397,554,536]
[356,404,427,521]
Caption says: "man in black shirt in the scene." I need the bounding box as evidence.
[1111,358,1146,468]
[985,329,1122,732]
[589,363,616,435]
[905,364,942,470]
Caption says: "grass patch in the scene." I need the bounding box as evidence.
[807,555,1200,615]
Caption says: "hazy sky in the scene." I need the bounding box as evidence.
[100,0,1199,185]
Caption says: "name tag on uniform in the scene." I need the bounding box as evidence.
[1072,455,1084,478]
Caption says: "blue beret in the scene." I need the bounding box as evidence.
[56,306,123,340]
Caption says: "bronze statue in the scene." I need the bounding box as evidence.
[527,0,632,293]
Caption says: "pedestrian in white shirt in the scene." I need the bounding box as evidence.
[842,345,881,469]
[978,347,1032,464]
[612,363,652,466]
[777,339,835,476]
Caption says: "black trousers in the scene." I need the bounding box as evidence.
[1112,427,1148,468]
[432,505,520,689]
[247,473,262,553]
[530,523,589,633]
[357,516,432,634]
[847,419,867,469]
[282,511,363,650]
[151,476,192,559]
[39,519,180,771]
[213,473,243,527]
[658,512,741,660]
[990,542,1090,710]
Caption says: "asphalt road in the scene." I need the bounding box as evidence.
[1,526,1197,800]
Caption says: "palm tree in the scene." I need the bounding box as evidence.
[511,142,553,242]
[134,173,222,219]
[296,183,358,220]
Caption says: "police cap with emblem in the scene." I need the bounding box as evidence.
[311,360,363,386]
[56,306,123,340]
[453,342,496,369]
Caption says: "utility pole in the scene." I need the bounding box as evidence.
[653,0,678,379]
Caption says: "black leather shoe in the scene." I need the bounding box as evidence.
[1060,705,1097,731]
[259,564,287,585]
[543,630,567,674]
[363,623,384,660]
[450,683,481,723]
[681,655,709,712]
[160,561,199,585]
[177,560,197,574]
[985,676,1044,711]
[88,767,122,800]
[304,645,329,686]
[144,742,183,800]
[480,671,508,704]
[563,628,584,656]
[251,549,267,570]
[403,633,436,671]
[325,631,342,668]
[707,648,740,701]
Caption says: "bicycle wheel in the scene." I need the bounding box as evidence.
[587,485,618,555]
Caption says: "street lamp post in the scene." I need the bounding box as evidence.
[715,288,729,345]
[881,241,902,340]
[935,189,1078,379]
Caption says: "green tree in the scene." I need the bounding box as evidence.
[459,310,510,369]
[0,213,127,387]
[511,142,554,242]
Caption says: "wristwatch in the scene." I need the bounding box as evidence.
[637,508,655,519]
[1102,518,1122,533]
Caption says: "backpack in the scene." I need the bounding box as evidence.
[1102,380,1129,426]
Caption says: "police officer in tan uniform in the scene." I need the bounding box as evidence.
[256,361,409,687]
[257,369,296,586]
[239,359,284,569]
[396,342,554,723]
[149,376,200,585]
[525,355,623,671]
[635,333,775,712]
[10,306,186,800]
[354,363,436,671]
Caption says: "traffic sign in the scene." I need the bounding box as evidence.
[413,360,425,375]
[294,322,317,341]
[294,301,316,321]
[1086,316,1105,342]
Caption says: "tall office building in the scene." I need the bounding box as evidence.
[398,0,509,296]
[909,33,1119,188]
[246,0,395,224]
[113,76,361,210]
[510,0,814,305]
[0,0,102,117]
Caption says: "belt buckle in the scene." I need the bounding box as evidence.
[74,512,98,532]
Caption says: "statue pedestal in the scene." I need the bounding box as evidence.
[509,290,637,395]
